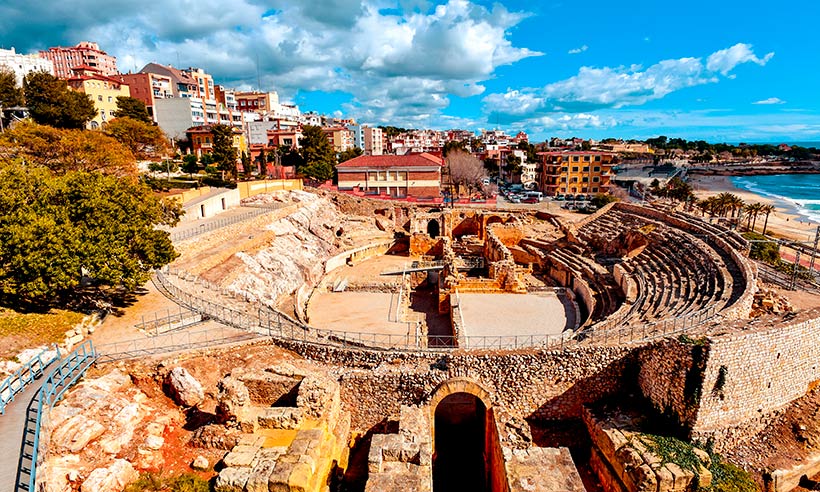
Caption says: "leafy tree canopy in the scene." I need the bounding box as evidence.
[103,117,169,160]
[23,72,96,129]
[299,125,336,181]
[0,120,137,176]
[112,96,152,123]
[338,147,363,163]
[0,66,23,109]
[210,124,238,181]
[0,159,180,307]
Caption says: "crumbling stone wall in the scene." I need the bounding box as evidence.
[268,339,637,431]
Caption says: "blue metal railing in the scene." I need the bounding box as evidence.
[16,340,96,492]
[0,346,60,415]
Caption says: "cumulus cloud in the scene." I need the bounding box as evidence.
[753,97,786,105]
[0,0,540,127]
[482,43,774,124]
[568,45,588,54]
[706,43,774,75]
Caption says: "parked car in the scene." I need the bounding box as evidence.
[522,196,539,204]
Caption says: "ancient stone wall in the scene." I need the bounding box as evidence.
[638,313,820,453]
[267,339,637,431]
[695,315,820,436]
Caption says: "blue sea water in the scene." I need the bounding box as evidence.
[731,174,820,224]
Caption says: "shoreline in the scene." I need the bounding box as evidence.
[688,174,819,243]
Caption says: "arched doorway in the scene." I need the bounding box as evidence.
[433,392,487,491]
[427,219,440,238]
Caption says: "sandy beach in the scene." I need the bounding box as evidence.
[689,174,820,243]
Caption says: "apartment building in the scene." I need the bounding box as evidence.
[336,153,443,198]
[41,42,117,79]
[363,126,384,155]
[117,72,173,120]
[187,124,247,158]
[235,91,279,114]
[66,66,130,129]
[537,151,614,196]
[0,48,54,86]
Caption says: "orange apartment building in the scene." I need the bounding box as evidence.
[336,153,443,198]
[537,151,614,196]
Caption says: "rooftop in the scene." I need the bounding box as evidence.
[336,153,443,169]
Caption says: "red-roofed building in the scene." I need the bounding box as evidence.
[336,153,443,198]
[66,66,130,129]
[40,41,117,79]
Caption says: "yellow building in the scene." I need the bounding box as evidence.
[67,66,130,130]
[186,125,247,158]
[538,151,614,196]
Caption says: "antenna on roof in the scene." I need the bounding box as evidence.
[256,52,261,91]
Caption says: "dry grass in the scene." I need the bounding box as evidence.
[0,307,85,359]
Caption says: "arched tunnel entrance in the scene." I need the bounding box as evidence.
[427,219,440,238]
[433,392,487,491]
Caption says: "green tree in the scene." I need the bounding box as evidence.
[210,125,238,181]
[181,154,199,177]
[299,125,336,181]
[442,140,465,157]
[0,66,23,109]
[0,121,136,176]
[23,72,96,129]
[112,96,152,123]
[0,159,180,306]
[338,147,363,163]
[103,117,169,160]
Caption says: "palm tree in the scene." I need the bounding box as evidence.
[744,203,765,232]
[760,204,776,235]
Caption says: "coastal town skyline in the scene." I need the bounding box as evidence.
[2,0,820,142]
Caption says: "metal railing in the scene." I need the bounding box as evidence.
[135,307,205,336]
[170,203,285,242]
[17,340,96,492]
[155,267,722,353]
[96,325,260,363]
[0,346,59,415]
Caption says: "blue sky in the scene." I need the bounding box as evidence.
[2,0,819,142]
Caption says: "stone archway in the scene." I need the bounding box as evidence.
[429,378,494,492]
[427,219,441,238]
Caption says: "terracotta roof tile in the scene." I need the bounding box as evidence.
[336,153,443,169]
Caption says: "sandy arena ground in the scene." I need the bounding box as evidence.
[457,292,569,339]
[307,291,416,338]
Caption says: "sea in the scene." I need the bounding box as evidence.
[731,174,820,224]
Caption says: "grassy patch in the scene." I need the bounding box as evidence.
[124,472,210,492]
[638,434,758,492]
[0,307,85,359]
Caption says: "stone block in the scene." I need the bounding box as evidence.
[258,407,303,430]
[222,445,259,467]
[245,458,277,492]
[214,467,251,492]
[268,460,296,492]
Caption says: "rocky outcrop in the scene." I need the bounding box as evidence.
[80,459,138,492]
[165,366,205,407]
[216,376,253,429]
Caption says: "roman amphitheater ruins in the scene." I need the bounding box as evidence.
[35,189,820,492]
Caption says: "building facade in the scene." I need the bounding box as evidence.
[235,91,279,115]
[336,153,443,198]
[0,48,54,86]
[66,67,130,129]
[537,151,614,196]
[323,127,355,153]
[186,125,247,158]
[117,72,174,120]
[40,42,117,79]
[364,126,384,155]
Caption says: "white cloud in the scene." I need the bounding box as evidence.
[753,97,786,105]
[2,0,541,125]
[568,45,588,54]
[482,43,774,124]
[705,43,774,75]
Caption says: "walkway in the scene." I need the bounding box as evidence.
[0,366,51,492]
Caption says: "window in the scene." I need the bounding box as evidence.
[582,187,588,192]
[582,177,588,183]
[572,156,579,162]
[98,95,103,101]
[560,177,567,183]
[595,155,601,162]
[571,166,579,172]
[570,177,578,183]
[593,166,600,172]
[593,176,600,182]
[583,156,590,162]
[108,96,112,102]
[582,166,589,172]
[561,167,568,172]
[592,187,599,192]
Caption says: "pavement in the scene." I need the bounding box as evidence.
[0,365,49,492]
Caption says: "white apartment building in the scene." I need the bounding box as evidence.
[364,126,383,155]
[0,48,54,86]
